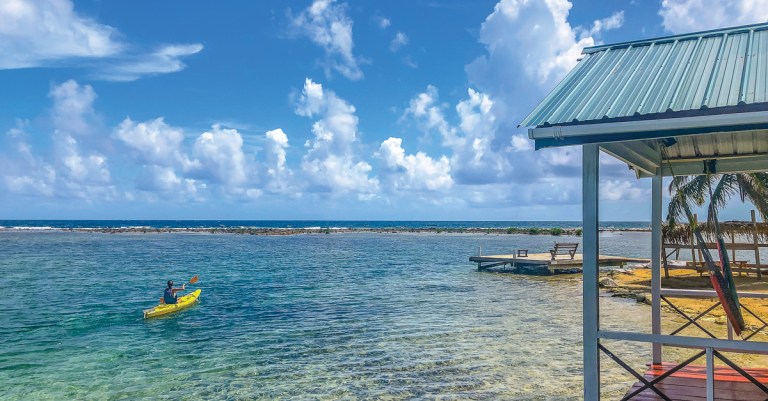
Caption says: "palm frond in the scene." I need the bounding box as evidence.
[707,174,738,224]
[737,173,768,222]
[666,175,710,227]
[667,164,768,227]
[668,176,692,195]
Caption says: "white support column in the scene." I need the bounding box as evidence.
[652,168,663,364]
[583,144,600,400]
[706,347,715,401]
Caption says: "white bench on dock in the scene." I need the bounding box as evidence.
[549,243,579,260]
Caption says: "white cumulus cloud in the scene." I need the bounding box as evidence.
[448,0,640,205]
[56,133,110,185]
[452,88,509,184]
[465,0,625,142]
[135,165,205,200]
[375,16,391,29]
[113,117,212,199]
[389,32,408,52]
[1,81,116,199]
[193,125,249,188]
[262,128,295,194]
[0,0,202,80]
[404,85,459,147]
[405,86,510,185]
[468,0,602,88]
[49,81,114,197]
[659,0,768,34]
[49,79,98,136]
[1,126,57,197]
[377,137,453,191]
[265,128,289,172]
[295,78,326,117]
[289,0,364,80]
[114,117,195,169]
[509,134,533,152]
[115,118,264,200]
[601,179,649,201]
[295,78,379,196]
[0,0,121,69]
[115,116,295,200]
[583,11,625,38]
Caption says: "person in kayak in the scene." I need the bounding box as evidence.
[163,280,186,304]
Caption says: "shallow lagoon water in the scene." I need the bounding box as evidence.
[1,231,668,400]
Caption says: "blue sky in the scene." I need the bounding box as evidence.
[0,0,766,221]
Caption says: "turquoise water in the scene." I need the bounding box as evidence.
[1,231,661,400]
[0,220,649,230]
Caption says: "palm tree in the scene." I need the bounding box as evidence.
[666,173,768,227]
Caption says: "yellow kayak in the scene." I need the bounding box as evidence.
[143,289,202,318]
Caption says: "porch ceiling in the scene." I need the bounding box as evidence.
[600,130,768,178]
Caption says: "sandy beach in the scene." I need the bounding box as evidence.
[605,266,768,336]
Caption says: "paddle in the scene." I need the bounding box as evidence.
[159,275,199,304]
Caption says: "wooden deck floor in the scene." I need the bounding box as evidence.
[624,363,768,400]
[484,252,648,266]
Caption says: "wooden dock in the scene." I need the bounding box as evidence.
[625,362,768,400]
[469,252,649,275]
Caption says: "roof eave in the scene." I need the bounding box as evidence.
[528,110,768,150]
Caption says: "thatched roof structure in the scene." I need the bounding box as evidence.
[663,221,768,244]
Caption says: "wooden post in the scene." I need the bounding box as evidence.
[731,233,736,265]
[694,214,703,263]
[690,222,697,265]
[661,230,670,279]
[727,318,734,340]
[753,210,762,280]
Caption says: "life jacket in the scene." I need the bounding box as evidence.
[163,288,177,304]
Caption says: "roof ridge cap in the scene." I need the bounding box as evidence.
[584,21,768,54]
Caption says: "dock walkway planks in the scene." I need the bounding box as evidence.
[469,252,649,275]
[624,362,768,400]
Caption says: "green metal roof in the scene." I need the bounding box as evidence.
[520,22,768,129]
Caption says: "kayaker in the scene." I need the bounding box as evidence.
[163,280,186,305]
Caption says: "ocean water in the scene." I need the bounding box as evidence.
[0,220,649,231]
[1,230,672,400]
